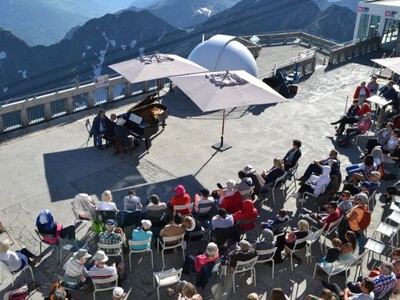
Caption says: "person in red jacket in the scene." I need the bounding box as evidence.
[169,185,192,215]
[233,199,258,231]
[353,81,371,104]
[220,191,243,214]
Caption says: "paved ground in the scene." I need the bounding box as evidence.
[0,46,396,300]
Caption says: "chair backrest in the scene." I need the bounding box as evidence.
[325,215,344,234]
[273,173,287,189]
[234,256,258,272]
[210,225,240,246]
[292,235,309,251]
[162,233,186,245]
[287,163,299,178]
[128,239,152,252]
[35,229,59,245]
[155,268,182,286]
[188,228,209,242]
[147,207,168,221]
[307,227,324,245]
[239,187,254,198]
[255,247,277,263]
[72,206,93,221]
[98,210,118,223]
[92,273,118,289]
[97,242,123,254]
[237,218,257,226]
[197,201,216,215]
[173,203,193,215]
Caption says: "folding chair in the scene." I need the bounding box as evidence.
[35,229,59,262]
[232,256,258,293]
[0,261,34,287]
[92,274,118,300]
[157,233,186,268]
[153,268,182,300]
[284,235,309,271]
[97,242,124,264]
[255,247,277,279]
[128,239,154,271]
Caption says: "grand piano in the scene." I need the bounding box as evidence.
[119,93,168,150]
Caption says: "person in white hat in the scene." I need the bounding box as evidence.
[88,250,117,278]
[131,220,152,250]
[112,287,126,300]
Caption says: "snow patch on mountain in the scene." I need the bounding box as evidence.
[0,51,6,60]
[195,7,212,17]
[18,70,27,79]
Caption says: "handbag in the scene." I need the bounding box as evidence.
[285,232,296,244]
[91,220,104,233]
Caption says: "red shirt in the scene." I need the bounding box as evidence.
[322,208,340,231]
[194,252,220,272]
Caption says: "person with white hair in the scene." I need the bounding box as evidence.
[97,190,118,211]
[71,193,97,221]
[112,287,126,300]
[182,242,220,275]
[0,239,41,272]
[228,239,257,271]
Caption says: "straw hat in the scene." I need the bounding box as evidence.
[93,250,108,263]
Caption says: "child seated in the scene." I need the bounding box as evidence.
[320,238,342,263]
[261,209,289,232]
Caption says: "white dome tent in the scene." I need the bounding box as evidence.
[188,34,258,76]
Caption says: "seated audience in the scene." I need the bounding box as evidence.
[228,240,257,271]
[211,208,234,229]
[169,185,192,216]
[380,80,399,109]
[332,100,370,135]
[247,293,260,300]
[88,250,117,278]
[305,288,336,300]
[319,238,342,264]
[363,122,394,154]
[182,242,219,275]
[0,239,41,272]
[260,158,285,189]
[299,201,340,231]
[338,113,372,147]
[294,166,331,200]
[146,194,167,211]
[131,220,152,250]
[338,230,357,262]
[283,139,302,171]
[297,150,341,184]
[63,249,91,286]
[353,81,371,104]
[322,277,375,300]
[98,219,124,255]
[120,189,142,227]
[343,171,380,195]
[36,209,76,241]
[193,188,215,214]
[243,165,265,199]
[112,287,126,300]
[236,170,253,197]
[261,209,289,231]
[160,213,186,245]
[233,199,258,231]
[345,155,376,181]
[270,288,290,300]
[253,228,275,261]
[97,190,118,211]
[72,193,97,221]
[219,184,243,214]
[384,179,400,202]
[123,190,142,212]
[167,281,203,299]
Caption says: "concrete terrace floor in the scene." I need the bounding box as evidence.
[0,46,395,300]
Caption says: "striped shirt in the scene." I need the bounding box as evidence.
[374,273,397,295]
[64,258,89,278]
[88,265,117,278]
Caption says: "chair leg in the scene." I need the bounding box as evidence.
[253,268,256,287]
[162,249,165,269]
[272,261,275,279]
[129,254,132,272]
[181,246,185,262]
[150,251,154,269]
[157,286,161,300]
[313,264,317,278]
[290,253,294,271]
[29,266,35,283]
[233,273,236,294]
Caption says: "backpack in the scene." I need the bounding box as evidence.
[358,207,371,230]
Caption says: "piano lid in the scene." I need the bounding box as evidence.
[128,92,158,112]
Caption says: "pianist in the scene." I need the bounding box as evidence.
[90,110,115,150]
[114,118,133,152]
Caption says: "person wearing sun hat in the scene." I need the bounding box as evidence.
[63,249,92,284]
[112,287,126,300]
[131,219,153,250]
[88,250,117,278]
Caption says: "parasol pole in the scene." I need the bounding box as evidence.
[212,109,232,151]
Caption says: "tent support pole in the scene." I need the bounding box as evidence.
[212,109,231,151]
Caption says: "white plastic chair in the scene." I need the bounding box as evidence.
[0,261,35,287]
[35,229,59,262]
[239,186,254,200]
[364,238,385,263]
[153,268,182,300]
[373,222,399,246]
[312,257,354,283]
[255,247,277,278]
[306,227,325,263]
[72,206,93,228]
[97,242,124,264]
[320,215,344,253]
[385,210,400,226]
[232,256,258,293]
[157,233,186,268]
[128,239,154,271]
[173,203,193,216]
[284,235,309,271]
[92,273,118,300]
[270,173,287,206]
[284,163,299,192]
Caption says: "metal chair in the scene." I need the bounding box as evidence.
[128,239,154,271]
[312,257,355,283]
[320,215,344,253]
[0,261,34,287]
[157,233,186,268]
[232,256,258,293]
[306,227,325,263]
[237,219,258,243]
[385,210,400,226]
[284,235,309,271]
[364,238,385,263]
[187,228,210,246]
[97,242,124,264]
[284,163,299,192]
[58,238,88,264]
[373,222,399,246]
[239,186,254,200]
[92,273,118,300]
[35,229,59,262]
[71,206,93,228]
[147,207,168,227]
[195,201,216,219]
[270,173,287,207]
[153,268,182,300]
[255,247,277,279]
[173,203,193,216]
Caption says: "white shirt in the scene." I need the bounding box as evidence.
[0,250,26,272]
[97,201,117,211]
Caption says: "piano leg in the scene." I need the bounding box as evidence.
[145,138,152,151]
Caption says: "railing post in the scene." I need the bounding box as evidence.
[143,81,149,93]
[44,102,52,120]
[125,80,132,97]
[107,85,113,102]
[67,96,74,113]
[20,108,29,126]
[87,89,95,108]
[0,114,4,133]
